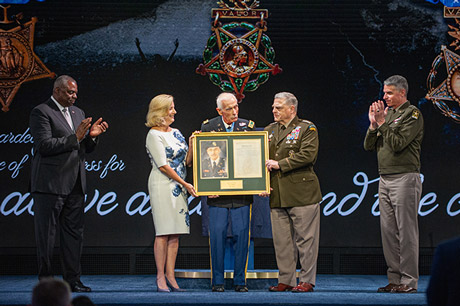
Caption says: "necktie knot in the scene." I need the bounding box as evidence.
[62,107,73,130]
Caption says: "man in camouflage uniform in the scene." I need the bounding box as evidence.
[263,92,322,293]
[364,75,424,294]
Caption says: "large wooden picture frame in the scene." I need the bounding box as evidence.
[192,131,269,195]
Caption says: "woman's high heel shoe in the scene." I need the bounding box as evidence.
[156,279,171,292]
[166,277,186,292]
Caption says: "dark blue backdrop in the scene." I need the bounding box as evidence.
[1,0,459,253]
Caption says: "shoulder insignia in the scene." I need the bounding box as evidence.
[301,119,312,124]
[308,124,316,131]
[248,120,255,129]
[202,119,209,125]
[411,110,419,120]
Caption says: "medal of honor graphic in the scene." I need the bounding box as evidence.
[0,5,55,112]
[196,0,282,102]
[426,6,460,123]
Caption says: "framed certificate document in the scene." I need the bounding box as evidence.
[192,131,269,195]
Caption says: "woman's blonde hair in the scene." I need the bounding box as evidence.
[145,94,173,127]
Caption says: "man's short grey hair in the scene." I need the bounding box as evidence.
[384,75,408,96]
[53,75,76,90]
[274,92,298,111]
[216,92,237,109]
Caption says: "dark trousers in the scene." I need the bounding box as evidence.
[33,178,85,284]
[209,205,251,286]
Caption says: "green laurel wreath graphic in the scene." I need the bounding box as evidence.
[202,22,275,93]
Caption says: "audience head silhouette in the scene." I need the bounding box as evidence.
[31,279,71,306]
[72,295,96,306]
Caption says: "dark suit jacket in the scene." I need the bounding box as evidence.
[202,157,227,178]
[426,236,460,306]
[200,116,255,208]
[29,98,97,195]
[265,116,322,208]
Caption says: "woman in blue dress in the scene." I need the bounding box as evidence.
[145,94,197,292]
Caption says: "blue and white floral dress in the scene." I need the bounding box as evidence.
[146,128,190,236]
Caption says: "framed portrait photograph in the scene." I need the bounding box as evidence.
[193,131,269,195]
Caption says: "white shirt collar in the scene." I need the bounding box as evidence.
[210,157,221,165]
[221,117,234,130]
[51,96,66,112]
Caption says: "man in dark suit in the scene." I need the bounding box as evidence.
[201,141,227,178]
[201,92,255,292]
[426,236,460,306]
[262,92,322,293]
[29,75,108,292]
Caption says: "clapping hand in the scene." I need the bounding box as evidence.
[89,117,109,137]
[369,100,387,129]
[76,117,92,141]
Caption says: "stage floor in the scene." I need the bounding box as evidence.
[0,273,429,306]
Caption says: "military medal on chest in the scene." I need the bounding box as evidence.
[0,5,55,112]
[196,0,282,102]
[285,126,301,144]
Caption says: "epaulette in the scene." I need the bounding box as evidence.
[248,120,255,129]
[202,119,209,125]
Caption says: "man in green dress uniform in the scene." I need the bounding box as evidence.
[201,141,227,178]
[262,92,322,293]
[364,75,424,293]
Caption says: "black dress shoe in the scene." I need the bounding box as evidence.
[70,281,92,293]
[212,285,225,292]
[235,285,248,292]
